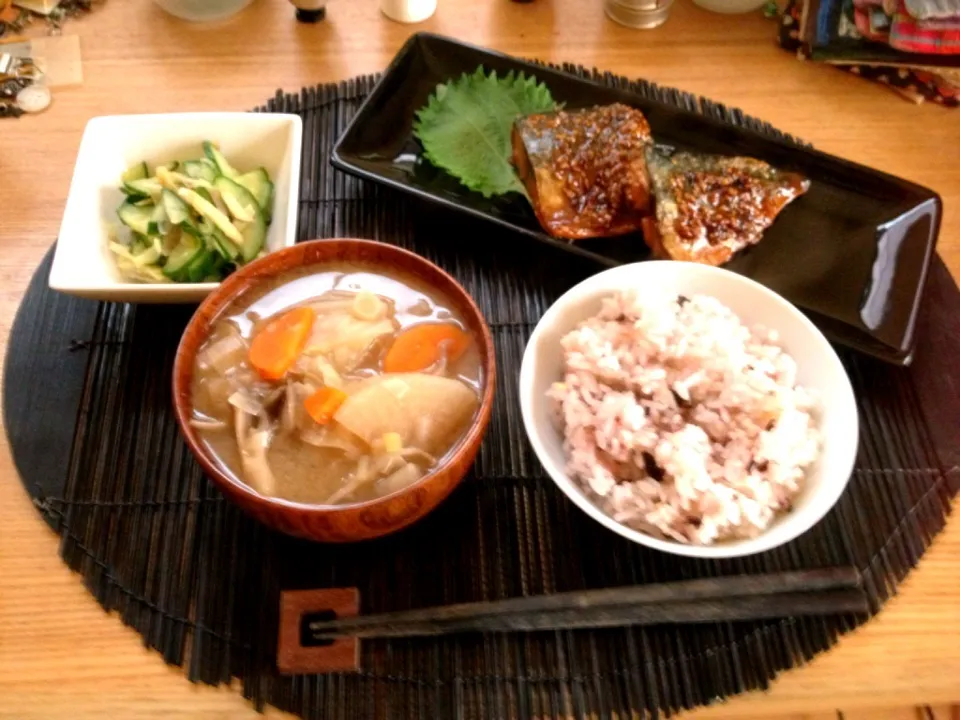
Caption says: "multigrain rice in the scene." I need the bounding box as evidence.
[549,291,821,545]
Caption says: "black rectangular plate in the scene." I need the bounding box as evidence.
[331,32,942,365]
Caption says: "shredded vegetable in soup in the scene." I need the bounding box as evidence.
[190,264,483,505]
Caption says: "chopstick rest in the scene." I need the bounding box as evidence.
[278,588,360,674]
[277,569,866,674]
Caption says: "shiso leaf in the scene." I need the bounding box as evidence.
[413,67,557,199]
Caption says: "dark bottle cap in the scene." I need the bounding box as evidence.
[295,7,326,22]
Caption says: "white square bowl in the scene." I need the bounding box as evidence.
[49,112,303,303]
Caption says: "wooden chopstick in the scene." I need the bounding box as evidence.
[305,568,865,641]
[308,591,868,640]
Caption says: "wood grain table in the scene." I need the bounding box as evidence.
[0,1,958,718]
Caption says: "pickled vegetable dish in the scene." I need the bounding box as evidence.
[189,264,483,505]
[110,141,274,284]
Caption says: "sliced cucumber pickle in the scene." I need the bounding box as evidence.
[110,142,275,285]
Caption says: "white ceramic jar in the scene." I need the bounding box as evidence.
[380,0,438,23]
[152,0,254,22]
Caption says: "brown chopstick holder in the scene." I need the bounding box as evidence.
[277,588,360,674]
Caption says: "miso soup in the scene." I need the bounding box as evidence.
[189,263,483,505]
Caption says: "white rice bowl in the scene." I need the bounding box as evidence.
[519,262,858,559]
[550,290,820,545]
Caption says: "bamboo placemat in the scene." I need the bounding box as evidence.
[3,68,958,719]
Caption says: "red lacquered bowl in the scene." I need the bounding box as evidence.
[172,239,496,543]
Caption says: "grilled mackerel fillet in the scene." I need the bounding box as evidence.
[512,104,653,240]
[642,148,810,266]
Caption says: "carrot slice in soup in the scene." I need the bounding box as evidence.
[304,387,348,424]
[248,306,315,380]
[383,323,470,374]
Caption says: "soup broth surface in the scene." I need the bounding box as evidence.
[190,263,483,505]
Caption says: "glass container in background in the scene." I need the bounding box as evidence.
[605,0,674,28]
[691,0,768,12]
[152,0,255,22]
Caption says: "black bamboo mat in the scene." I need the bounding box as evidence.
[4,69,959,719]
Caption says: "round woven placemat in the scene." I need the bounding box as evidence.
[4,70,959,719]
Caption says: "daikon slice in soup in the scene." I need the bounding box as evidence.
[189,263,483,505]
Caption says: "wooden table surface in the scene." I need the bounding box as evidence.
[1,0,959,718]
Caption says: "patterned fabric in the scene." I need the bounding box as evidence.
[779,0,960,105]
[904,0,960,19]
[916,14,960,27]
[890,7,960,52]
[855,6,892,40]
